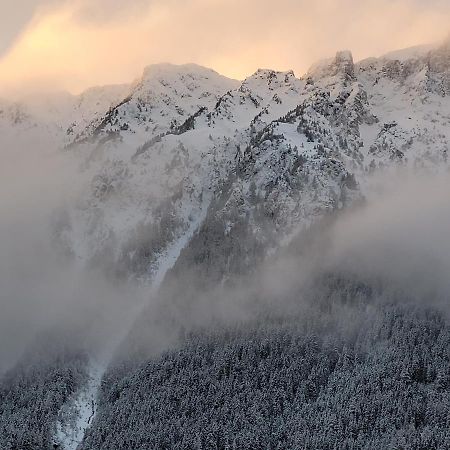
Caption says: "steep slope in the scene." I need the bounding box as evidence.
[52,64,239,277]
[356,44,449,172]
[309,43,450,173]
[60,40,449,280]
[71,63,239,143]
[1,40,450,450]
[56,64,355,277]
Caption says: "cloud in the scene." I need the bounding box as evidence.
[1,118,449,372]
[121,168,450,363]
[325,172,450,306]
[0,128,145,373]
[0,1,48,55]
[0,0,448,97]
[71,0,155,24]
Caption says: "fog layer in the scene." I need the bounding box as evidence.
[0,133,145,373]
[1,122,449,371]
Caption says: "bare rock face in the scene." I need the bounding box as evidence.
[429,38,450,73]
[427,39,450,95]
[306,50,355,85]
[374,39,450,96]
[333,50,355,80]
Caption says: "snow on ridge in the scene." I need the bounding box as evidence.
[381,43,436,62]
[54,360,103,450]
[61,39,449,268]
[141,62,239,82]
[136,62,240,102]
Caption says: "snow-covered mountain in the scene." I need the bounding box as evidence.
[2,39,449,291]
[1,39,450,450]
[36,39,448,280]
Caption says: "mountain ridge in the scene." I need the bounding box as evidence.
[37,39,448,278]
[1,40,450,450]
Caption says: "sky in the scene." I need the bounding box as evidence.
[0,0,449,96]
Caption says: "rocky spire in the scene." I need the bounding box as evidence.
[306,50,355,83]
[333,50,355,79]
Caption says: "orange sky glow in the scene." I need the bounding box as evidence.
[0,0,449,97]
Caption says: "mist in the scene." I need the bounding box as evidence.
[326,172,450,303]
[269,170,450,315]
[0,130,146,373]
[135,168,450,350]
[1,129,450,450]
[1,114,449,374]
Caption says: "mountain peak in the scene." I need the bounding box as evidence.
[135,63,239,99]
[141,63,225,82]
[335,50,353,62]
[241,68,296,89]
[382,44,435,62]
[306,50,355,82]
[252,68,295,77]
[333,50,355,78]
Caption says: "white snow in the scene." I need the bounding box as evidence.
[53,197,210,450]
[151,197,210,289]
[55,360,103,450]
[381,44,436,62]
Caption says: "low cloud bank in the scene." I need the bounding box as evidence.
[1,127,449,371]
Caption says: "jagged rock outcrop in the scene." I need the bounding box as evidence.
[35,43,447,278]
